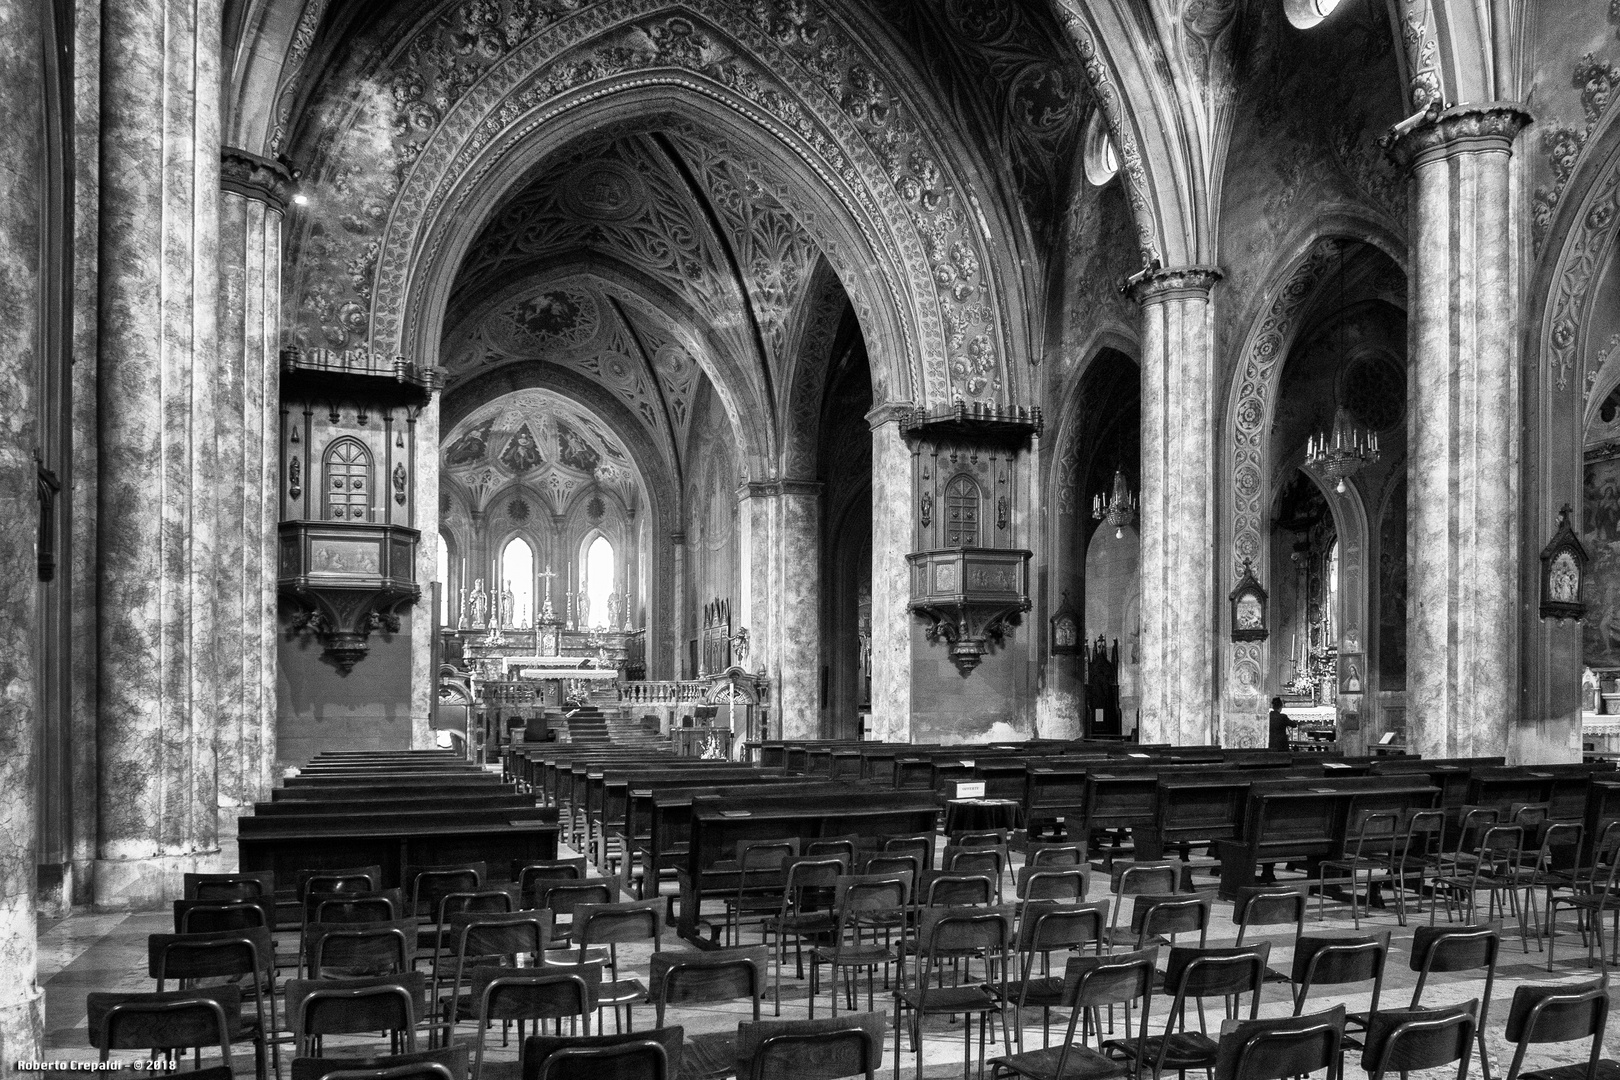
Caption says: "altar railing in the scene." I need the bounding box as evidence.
[617,680,710,705]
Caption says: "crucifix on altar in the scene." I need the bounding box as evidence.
[537,564,557,618]
[534,564,561,657]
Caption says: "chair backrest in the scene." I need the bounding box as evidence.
[1015,866,1087,902]
[410,864,487,917]
[1110,860,1182,897]
[573,899,664,950]
[1213,1006,1347,1080]
[515,858,589,894]
[914,905,1013,987]
[649,946,766,1025]
[1291,931,1389,1016]
[1504,979,1609,1044]
[173,897,273,934]
[313,888,405,924]
[304,919,415,977]
[923,873,994,907]
[473,967,596,1024]
[1232,886,1305,947]
[736,1012,886,1080]
[1130,892,1214,947]
[942,848,1002,878]
[1027,843,1085,868]
[447,910,552,967]
[286,973,425,1042]
[149,927,274,985]
[522,1026,684,1080]
[289,1045,469,1080]
[952,829,1010,847]
[433,889,514,927]
[1361,1001,1476,1080]
[185,871,273,901]
[1400,810,1447,861]
[299,865,382,900]
[1408,924,1498,1008]
[1016,900,1108,957]
[1163,944,1270,1019]
[781,856,849,907]
[1061,946,1158,1010]
[535,878,619,918]
[1476,824,1524,861]
[833,874,910,929]
[88,988,238,1061]
[1534,822,1584,870]
[879,833,934,869]
[805,836,859,864]
[737,839,799,876]
[1512,803,1551,844]
[860,855,921,895]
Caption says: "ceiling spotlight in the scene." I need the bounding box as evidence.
[292,192,310,206]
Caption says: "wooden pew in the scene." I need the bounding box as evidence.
[253,793,536,817]
[628,779,862,900]
[678,790,939,942]
[1212,776,1441,900]
[238,807,560,891]
[587,765,788,866]
[271,780,508,802]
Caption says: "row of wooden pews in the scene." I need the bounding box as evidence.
[237,750,561,908]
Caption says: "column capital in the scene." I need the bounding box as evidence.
[1385,102,1532,170]
[221,147,296,212]
[864,401,916,430]
[1124,265,1222,305]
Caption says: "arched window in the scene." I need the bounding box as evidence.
[323,438,373,521]
[501,537,535,628]
[436,535,451,627]
[584,535,614,629]
[943,474,981,547]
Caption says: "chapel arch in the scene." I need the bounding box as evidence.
[1221,231,1409,752]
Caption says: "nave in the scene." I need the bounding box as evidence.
[36,744,1620,1079]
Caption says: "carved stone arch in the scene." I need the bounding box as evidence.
[779,259,851,480]
[1051,0,1210,266]
[441,255,752,476]
[1524,104,1620,747]
[1219,226,1407,749]
[291,0,1025,409]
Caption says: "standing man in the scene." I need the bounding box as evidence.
[1268,696,1299,751]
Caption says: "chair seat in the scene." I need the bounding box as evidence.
[1520,1060,1620,1080]
[599,978,647,1006]
[998,976,1065,1008]
[813,943,897,967]
[1106,1031,1218,1069]
[989,1043,1127,1080]
[681,1030,737,1080]
[898,984,1000,1014]
[765,912,836,935]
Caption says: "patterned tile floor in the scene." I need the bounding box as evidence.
[35,844,1620,1079]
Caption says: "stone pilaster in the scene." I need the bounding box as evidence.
[1390,105,1532,759]
[1130,267,1222,747]
[773,481,822,738]
[217,148,291,819]
[868,410,913,743]
[0,0,47,1062]
[95,0,227,910]
[670,531,687,676]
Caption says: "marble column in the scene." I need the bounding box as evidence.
[0,0,48,1060]
[1130,268,1222,747]
[217,149,290,821]
[95,0,226,910]
[1391,105,1531,760]
[670,531,687,676]
[774,481,822,738]
[736,483,774,737]
[867,411,913,743]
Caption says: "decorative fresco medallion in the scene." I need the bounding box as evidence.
[487,287,599,354]
[561,159,647,222]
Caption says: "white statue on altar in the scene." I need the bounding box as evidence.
[499,580,515,628]
[470,578,488,630]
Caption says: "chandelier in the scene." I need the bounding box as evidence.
[1305,241,1379,494]
[1307,405,1379,493]
[1092,468,1137,539]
